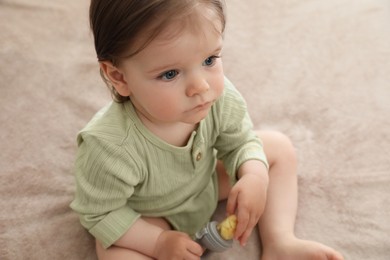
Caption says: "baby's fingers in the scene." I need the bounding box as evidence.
[236,208,259,246]
[187,240,204,259]
[226,189,238,215]
[234,209,249,241]
[238,228,253,247]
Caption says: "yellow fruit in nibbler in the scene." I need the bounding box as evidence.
[217,215,237,240]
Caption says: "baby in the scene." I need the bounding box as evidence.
[70,0,344,259]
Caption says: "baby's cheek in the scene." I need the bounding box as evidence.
[211,75,225,97]
[153,101,180,119]
[215,81,225,98]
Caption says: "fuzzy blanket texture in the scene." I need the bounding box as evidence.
[1,0,390,259]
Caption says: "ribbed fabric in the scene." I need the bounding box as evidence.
[70,77,268,248]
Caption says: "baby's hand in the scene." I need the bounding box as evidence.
[153,230,203,260]
[226,165,268,246]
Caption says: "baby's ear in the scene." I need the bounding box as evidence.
[99,61,131,96]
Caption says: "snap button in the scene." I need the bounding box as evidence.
[196,152,202,161]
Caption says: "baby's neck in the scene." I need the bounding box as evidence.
[150,122,197,147]
[135,109,197,147]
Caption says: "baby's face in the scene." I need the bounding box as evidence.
[118,5,225,127]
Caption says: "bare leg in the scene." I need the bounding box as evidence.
[96,241,152,260]
[255,130,298,251]
[217,130,344,260]
[96,217,171,260]
[256,131,343,260]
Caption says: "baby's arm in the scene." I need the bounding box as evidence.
[112,218,203,259]
[226,160,269,246]
[212,79,269,246]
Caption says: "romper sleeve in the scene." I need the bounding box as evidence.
[70,133,143,248]
[213,78,269,185]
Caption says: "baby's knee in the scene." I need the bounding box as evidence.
[273,131,296,156]
[256,130,297,165]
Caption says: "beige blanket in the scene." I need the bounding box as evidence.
[1,0,389,259]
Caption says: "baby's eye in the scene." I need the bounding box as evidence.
[202,56,219,67]
[160,70,178,80]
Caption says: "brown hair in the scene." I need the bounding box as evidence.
[89,0,226,102]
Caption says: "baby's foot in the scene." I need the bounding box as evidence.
[261,235,344,260]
